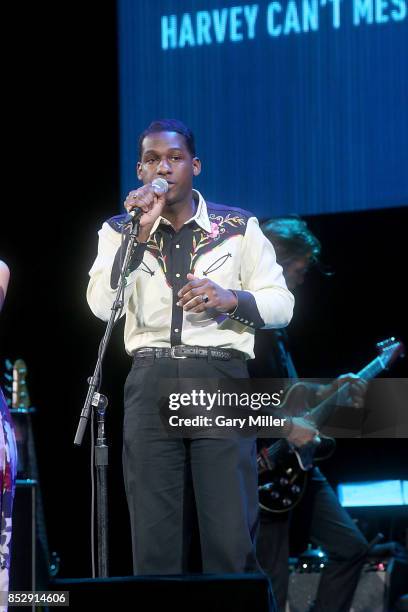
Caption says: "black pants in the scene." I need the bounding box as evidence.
[256,467,368,612]
[122,355,260,575]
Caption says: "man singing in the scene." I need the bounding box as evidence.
[86,119,295,575]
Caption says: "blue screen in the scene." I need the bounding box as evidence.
[338,480,408,507]
[118,0,408,217]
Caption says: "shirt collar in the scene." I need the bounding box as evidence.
[186,190,212,232]
[149,189,212,235]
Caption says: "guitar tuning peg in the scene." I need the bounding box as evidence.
[4,373,12,381]
[4,385,12,393]
[6,398,11,406]
[5,359,13,370]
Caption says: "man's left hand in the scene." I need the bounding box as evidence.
[318,373,368,409]
[177,273,238,313]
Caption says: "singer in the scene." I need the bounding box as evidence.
[86,119,294,575]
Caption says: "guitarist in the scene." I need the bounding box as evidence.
[248,218,368,612]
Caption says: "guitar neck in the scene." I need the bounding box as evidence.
[309,356,384,429]
[358,356,385,380]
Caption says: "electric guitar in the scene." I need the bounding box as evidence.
[257,337,405,514]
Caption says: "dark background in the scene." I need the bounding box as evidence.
[1,2,407,579]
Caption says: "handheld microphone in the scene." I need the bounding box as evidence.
[129,178,169,219]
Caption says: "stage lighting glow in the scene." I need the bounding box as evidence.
[337,480,408,507]
[403,480,408,504]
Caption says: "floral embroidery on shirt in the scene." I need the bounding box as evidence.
[208,221,220,239]
[190,214,246,271]
[208,213,246,230]
[141,210,248,284]
[146,233,167,274]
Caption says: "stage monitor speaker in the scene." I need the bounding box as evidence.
[288,559,408,612]
[53,573,276,612]
[386,558,408,611]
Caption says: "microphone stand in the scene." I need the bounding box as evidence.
[74,216,140,577]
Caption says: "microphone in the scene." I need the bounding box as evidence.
[129,178,169,219]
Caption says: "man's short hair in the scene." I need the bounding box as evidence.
[261,217,321,265]
[138,119,196,160]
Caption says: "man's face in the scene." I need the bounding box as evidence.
[282,255,312,290]
[137,131,201,206]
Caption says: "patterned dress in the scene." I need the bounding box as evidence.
[0,386,17,610]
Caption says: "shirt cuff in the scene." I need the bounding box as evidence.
[227,290,265,329]
[110,241,147,289]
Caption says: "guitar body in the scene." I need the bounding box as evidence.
[294,435,336,470]
[279,381,312,417]
[257,383,338,513]
[258,435,336,513]
[258,441,308,513]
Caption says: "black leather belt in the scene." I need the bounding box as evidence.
[133,346,246,362]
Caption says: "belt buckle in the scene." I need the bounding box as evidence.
[170,346,187,359]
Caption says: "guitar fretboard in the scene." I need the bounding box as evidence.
[309,351,393,428]
[358,356,384,380]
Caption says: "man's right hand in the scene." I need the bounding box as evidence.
[287,417,319,448]
[124,184,166,242]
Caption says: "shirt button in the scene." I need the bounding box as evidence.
[174,328,179,333]
[176,244,180,249]
[176,273,181,278]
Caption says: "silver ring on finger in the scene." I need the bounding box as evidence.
[202,294,209,303]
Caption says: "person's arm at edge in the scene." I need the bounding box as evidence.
[0,260,10,313]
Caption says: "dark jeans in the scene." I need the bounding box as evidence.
[122,355,260,575]
[256,467,368,612]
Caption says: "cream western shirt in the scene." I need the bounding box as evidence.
[87,190,294,359]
